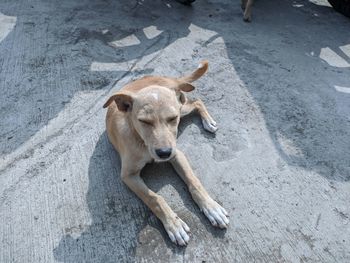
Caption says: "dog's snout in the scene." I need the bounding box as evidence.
[155,148,172,159]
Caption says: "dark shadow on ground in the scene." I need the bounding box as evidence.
[222,0,350,181]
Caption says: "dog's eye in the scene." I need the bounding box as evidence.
[167,116,178,123]
[139,119,152,126]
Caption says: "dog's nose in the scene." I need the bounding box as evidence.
[155,148,172,159]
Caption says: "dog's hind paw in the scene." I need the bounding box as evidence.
[164,216,190,246]
[201,201,229,229]
[202,118,218,133]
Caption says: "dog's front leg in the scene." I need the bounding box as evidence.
[121,162,190,245]
[170,150,229,228]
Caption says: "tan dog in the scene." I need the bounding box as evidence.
[103,61,229,246]
[241,0,254,22]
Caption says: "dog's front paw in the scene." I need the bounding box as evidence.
[164,215,190,246]
[201,199,229,228]
[202,118,218,133]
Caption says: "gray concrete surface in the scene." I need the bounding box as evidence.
[1,0,350,262]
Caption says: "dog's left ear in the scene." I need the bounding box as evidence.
[176,83,195,104]
[178,83,195,92]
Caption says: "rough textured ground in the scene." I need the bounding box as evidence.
[1,0,350,262]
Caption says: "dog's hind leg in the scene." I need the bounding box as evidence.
[170,150,229,228]
[121,161,190,246]
[180,99,218,133]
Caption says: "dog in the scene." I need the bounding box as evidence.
[103,61,229,246]
[241,0,254,22]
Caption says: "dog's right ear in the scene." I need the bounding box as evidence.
[103,93,133,112]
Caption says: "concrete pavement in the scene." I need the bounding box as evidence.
[1,0,350,262]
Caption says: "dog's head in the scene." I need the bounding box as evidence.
[104,83,194,162]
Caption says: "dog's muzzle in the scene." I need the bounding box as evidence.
[155,148,172,159]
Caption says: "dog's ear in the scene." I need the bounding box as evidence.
[178,83,195,92]
[103,93,133,112]
[178,92,187,104]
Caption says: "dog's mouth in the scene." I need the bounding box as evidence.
[154,157,172,163]
[153,155,176,163]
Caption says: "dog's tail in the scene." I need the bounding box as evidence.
[178,60,208,83]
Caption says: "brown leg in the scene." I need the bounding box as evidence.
[121,160,190,245]
[241,0,247,10]
[170,150,229,228]
[180,99,218,133]
[243,0,253,22]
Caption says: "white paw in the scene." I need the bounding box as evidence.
[164,216,190,246]
[202,201,229,228]
[202,118,218,133]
